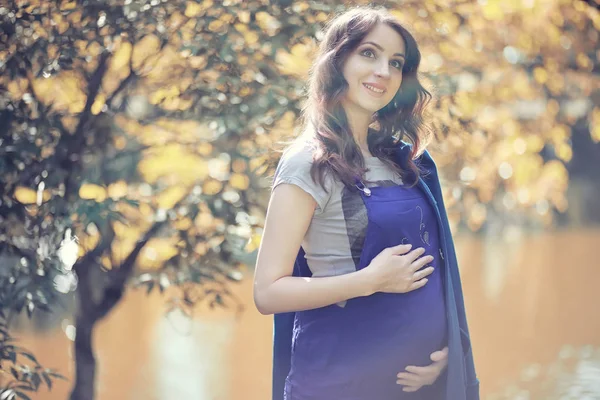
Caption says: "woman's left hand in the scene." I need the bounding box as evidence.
[396,346,449,392]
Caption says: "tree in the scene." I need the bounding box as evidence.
[0,0,598,399]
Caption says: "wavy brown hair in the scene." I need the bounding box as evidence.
[298,6,433,190]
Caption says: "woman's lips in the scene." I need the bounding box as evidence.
[363,83,386,97]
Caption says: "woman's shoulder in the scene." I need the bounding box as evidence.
[272,137,333,212]
[279,138,318,169]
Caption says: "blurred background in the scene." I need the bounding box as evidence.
[1,0,599,399]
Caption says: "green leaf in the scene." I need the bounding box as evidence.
[15,392,31,400]
[19,352,38,365]
[30,373,41,390]
[46,371,67,380]
[41,372,52,390]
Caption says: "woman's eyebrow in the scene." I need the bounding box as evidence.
[361,41,405,59]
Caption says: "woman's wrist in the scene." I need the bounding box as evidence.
[354,267,378,298]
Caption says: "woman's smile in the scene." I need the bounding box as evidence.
[363,82,387,97]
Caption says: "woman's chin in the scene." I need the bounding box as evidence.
[361,103,385,114]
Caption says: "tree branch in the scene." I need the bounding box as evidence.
[92,192,192,320]
[105,70,136,111]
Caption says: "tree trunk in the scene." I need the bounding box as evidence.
[69,313,97,400]
[68,210,165,399]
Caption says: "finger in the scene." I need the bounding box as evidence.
[396,372,421,383]
[413,266,434,281]
[402,247,426,263]
[396,379,418,387]
[407,278,428,291]
[402,385,422,392]
[388,243,413,255]
[409,254,435,272]
[405,365,435,375]
[430,347,449,362]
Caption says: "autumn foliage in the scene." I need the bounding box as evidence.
[0,0,599,398]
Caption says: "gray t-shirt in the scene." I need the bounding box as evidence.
[272,143,403,279]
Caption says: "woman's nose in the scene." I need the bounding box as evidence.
[374,61,390,79]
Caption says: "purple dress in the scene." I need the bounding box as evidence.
[285,182,448,400]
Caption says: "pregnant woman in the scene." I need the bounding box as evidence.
[253,6,479,400]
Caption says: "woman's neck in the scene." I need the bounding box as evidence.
[343,104,373,155]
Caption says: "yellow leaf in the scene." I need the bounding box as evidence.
[482,1,504,20]
[591,108,600,143]
[549,125,569,143]
[255,11,281,35]
[533,67,548,84]
[245,232,262,252]
[32,71,86,114]
[60,0,77,10]
[238,11,250,24]
[249,156,268,172]
[203,179,223,195]
[14,187,37,204]
[239,86,252,97]
[114,136,127,150]
[194,210,215,231]
[79,232,100,252]
[149,86,180,105]
[208,19,226,33]
[556,143,572,162]
[197,143,213,156]
[185,2,202,17]
[173,217,193,231]
[576,53,592,70]
[101,255,113,270]
[7,79,28,98]
[453,91,479,119]
[132,35,161,71]
[526,136,545,153]
[156,186,188,209]
[108,180,128,199]
[232,159,247,173]
[91,92,105,115]
[139,144,209,184]
[110,42,132,72]
[194,242,209,256]
[234,23,248,33]
[79,184,107,202]
[139,237,180,269]
[229,173,249,190]
[188,56,208,69]
[275,42,315,78]
[243,30,259,46]
[316,12,328,22]
[219,13,235,24]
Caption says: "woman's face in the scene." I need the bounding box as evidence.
[340,23,406,116]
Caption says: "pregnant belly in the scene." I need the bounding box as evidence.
[291,282,447,389]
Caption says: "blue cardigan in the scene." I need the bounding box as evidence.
[271,143,480,400]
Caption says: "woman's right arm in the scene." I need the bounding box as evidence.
[252,183,434,315]
[253,183,375,315]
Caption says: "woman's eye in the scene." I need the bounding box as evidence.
[361,49,375,58]
[391,60,403,69]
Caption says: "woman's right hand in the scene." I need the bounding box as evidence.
[364,244,434,294]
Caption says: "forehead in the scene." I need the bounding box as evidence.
[360,23,406,54]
